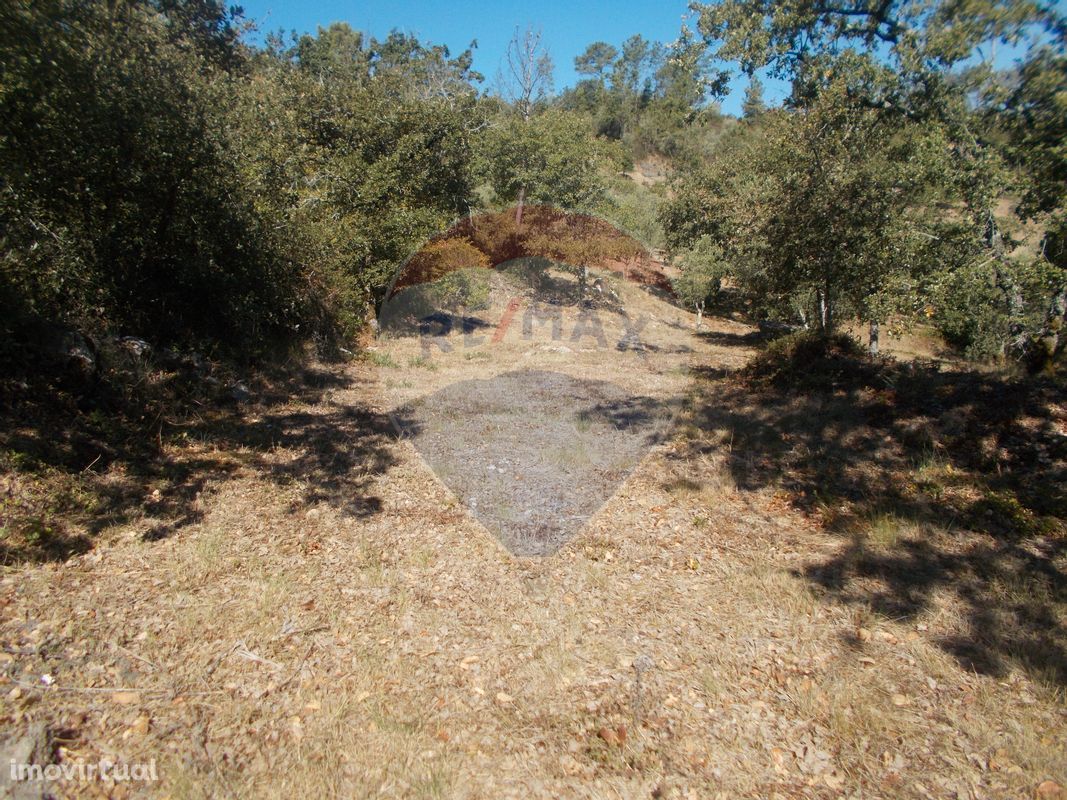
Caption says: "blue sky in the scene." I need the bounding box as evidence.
[237,0,791,116]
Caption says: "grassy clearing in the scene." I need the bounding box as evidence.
[0,302,1064,798]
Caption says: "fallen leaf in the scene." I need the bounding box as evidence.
[1036,780,1064,799]
[495,692,513,705]
[597,727,619,746]
[824,771,845,790]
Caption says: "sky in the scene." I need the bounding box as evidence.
[236,0,792,116]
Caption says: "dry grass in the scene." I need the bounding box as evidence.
[0,278,1064,798]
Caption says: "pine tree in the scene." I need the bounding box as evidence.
[741,76,766,118]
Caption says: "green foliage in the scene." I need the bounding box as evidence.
[689,0,1067,369]
[741,76,766,118]
[664,75,948,330]
[477,110,608,211]
[3,0,1064,377]
[929,252,1066,361]
[558,29,728,162]
[929,262,1014,360]
[0,0,304,350]
[0,2,484,355]
[601,177,665,251]
[671,235,728,313]
[692,0,1063,80]
[433,269,492,311]
[743,330,870,392]
[996,47,1067,221]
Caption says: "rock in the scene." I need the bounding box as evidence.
[632,654,654,674]
[63,334,97,375]
[46,328,97,380]
[0,722,52,799]
[230,383,252,404]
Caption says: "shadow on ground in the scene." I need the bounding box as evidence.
[0,353,400,562]
[676,336,1067,686]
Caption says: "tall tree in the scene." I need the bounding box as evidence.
[664,71,948,339]
[574,41,618,81]
[477,110,607,214]
[690,0,1067,367]
[741,76,766,118]
[497,26,554,223]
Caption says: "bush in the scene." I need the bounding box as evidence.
[0,0,310,354]
[742,331,877,392]
[602,177,665,251]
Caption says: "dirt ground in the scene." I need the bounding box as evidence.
[1,268,1064,799]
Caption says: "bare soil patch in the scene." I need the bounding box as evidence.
[397,369,672,555]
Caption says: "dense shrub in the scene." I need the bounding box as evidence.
[0,0,308,352]
[0,5,481,359]
[742,331,879,392]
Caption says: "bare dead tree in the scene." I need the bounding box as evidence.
[501,25,553,122]
[498,26,554,225]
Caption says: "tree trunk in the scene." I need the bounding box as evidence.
[823,278,833,331]
[993,263,1028,353]
[695,301,704,330]
[818,285,833,332]
[869,320,880,354]
[515,185,526,227]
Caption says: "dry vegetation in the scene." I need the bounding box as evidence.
[1,267,1065,799]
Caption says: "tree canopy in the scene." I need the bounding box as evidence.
[0,0,1064,371]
